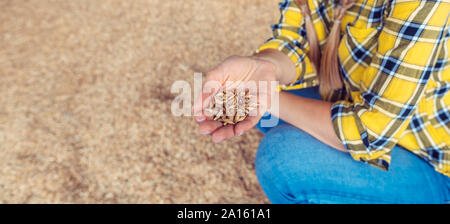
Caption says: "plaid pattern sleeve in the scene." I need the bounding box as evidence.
[257,0,320,90]
[331,0,450,171]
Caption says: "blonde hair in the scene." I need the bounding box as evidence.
[295,0,355,99]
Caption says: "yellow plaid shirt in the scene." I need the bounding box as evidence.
[258,0,450,176]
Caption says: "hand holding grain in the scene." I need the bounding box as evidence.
[192,55,277,143]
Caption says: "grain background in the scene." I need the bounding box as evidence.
[0,0,280,203]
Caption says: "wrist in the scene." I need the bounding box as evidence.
[252,49,297,85]
[252,50,281,81]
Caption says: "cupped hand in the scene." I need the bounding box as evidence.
[192,55,277,143]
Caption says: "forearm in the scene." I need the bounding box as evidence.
[275,91,347,152]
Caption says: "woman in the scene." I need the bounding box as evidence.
[193,0,450,203]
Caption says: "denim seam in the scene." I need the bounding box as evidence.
[414,157,448,203]
[298,189,407,204]
[421,167,444,203]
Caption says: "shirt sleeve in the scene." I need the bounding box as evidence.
[331,1,449,170]
[256,0,318,90]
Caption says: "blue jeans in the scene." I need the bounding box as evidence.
[255,87,450,204]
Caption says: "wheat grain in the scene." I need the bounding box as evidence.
[206,89,257,126]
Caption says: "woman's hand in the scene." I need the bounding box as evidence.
[192,55,278,143]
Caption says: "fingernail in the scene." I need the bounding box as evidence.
[196,117,206,122]
[214,138,224,143]
[200,131,211,135]
[237,132,244,136]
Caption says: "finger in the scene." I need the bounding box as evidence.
[211,125,235,143]
[192,92,213,122]
[198,120,223,135]
[192,80,222,121]
[192,84,218,116]
[192,65,226,113]
[234,114,263,136]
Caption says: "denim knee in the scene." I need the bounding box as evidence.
[255,124,450,204]
[255,124,353,203]
[255,124,314,203]
[255,124,313,174]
